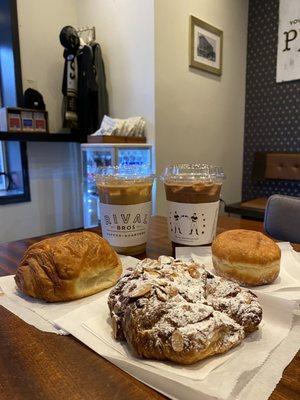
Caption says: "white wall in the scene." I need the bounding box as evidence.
[0,0,155,242]
[0,0,83,243]
[0,142,82,243]
[17,0,78,132]
[75,0,155,146]
[0,0,249,242]
[155,0,248,214]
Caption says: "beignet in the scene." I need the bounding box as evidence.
[212,229,281,286]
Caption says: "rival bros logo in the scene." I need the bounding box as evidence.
[104,213,149,231]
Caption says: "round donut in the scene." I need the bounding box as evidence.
[211,229,280,286]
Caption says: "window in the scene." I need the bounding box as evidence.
[0,141,30,204]
[0,0,30,205]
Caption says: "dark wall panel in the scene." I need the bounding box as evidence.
[242,0,300,200]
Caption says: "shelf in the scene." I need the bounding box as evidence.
[87,135,146,144]
[0,131,84,143]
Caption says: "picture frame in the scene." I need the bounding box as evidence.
[189,15,223,76]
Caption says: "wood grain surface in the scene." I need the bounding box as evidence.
[0,215,299,400]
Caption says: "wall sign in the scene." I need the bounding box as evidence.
[276,0,300,82]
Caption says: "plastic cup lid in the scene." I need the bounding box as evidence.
[95,165,154,183]
[161,163,225,183]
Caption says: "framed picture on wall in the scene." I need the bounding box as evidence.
[189,15,223,76]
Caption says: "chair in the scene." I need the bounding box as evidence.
[264,195,300,243]
[225,152,300,221]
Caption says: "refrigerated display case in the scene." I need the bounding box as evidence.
[81,143,153,228]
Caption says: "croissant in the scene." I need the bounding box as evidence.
[108,256,262,365]
[15,231,122,302]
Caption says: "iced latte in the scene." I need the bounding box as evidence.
[96,166,153,255]
[162,164,225,249]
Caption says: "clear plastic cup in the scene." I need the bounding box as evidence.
[161,163,225,249]
[96,165,154,255]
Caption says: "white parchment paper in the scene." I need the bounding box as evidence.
[0,255,138,334]
[54,291,299,400]
[80,292,293,381]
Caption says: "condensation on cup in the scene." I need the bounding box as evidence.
[96,165,154,256]
[161,163,225,249]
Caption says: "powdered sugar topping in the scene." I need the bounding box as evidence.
[108,256,262,363]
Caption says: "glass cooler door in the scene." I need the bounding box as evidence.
[117,145,155,214]
[117,146,152,167]
[82,146,115,228]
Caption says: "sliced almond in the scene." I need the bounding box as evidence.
[111,315,118,339]
[164,271,178,279]
[171,330,184,352]
[132,270,142,278]
[155,287,168,302]
[129,283,152,298]
[158,285,168,293]
[144,266,156,272]
[169,286,178,297]
[145,270,159,277]
[188,265,200,279]
[158,255,173,265]
[155,279,168,288]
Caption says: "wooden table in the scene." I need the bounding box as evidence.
[0,216,299,400]
[225,198,267,220]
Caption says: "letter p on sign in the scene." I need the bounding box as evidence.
[276,0,300,82]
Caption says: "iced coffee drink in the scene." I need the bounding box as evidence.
[96,166,153,255]
[162,164,225,248]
